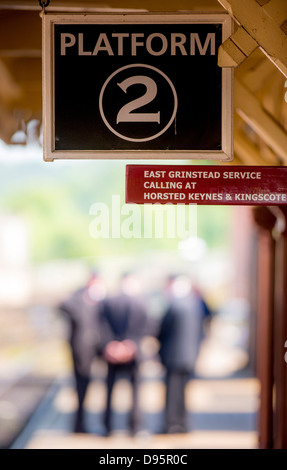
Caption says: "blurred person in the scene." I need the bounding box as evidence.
[98,272,148,436]
[157,274,211,434]
[59,271,107,433]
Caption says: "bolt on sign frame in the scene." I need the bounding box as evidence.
[42,12,233,161]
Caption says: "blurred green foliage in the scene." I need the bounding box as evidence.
[0,158,233,263]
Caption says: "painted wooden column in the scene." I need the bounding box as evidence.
[273,207,287,448]
[253,207,276,448]
[253,206,287,448]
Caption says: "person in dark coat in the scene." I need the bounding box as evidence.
[59,272,106,433]
[98,272,147,435]
[158,274,210,434]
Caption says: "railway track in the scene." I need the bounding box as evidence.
[0,374,54,449]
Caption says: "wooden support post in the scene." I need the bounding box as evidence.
[273,207,287,448]
[253,207,276,449]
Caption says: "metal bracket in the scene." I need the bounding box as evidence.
[38,0,50,13]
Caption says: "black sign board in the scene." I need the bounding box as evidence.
[43,13,233,161]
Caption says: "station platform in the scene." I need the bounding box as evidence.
[9,365,259,450]
[0,314,260,450]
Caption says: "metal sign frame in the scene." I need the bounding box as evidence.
[42,12,233,161]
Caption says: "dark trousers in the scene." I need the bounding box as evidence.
[164,369,190,433]
[73,366,90,432]
[104,361,140,434]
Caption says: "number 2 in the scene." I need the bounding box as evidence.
[116,75,160,124]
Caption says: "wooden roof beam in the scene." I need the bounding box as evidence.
[218,25,258,67]
[234,127,280,166]
[235,51,275,93]
[0,10,41,58]
[234,76,287,163]
[217,0,287,77]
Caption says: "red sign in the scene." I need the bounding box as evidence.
[126,165,287,205]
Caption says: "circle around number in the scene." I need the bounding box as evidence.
[99,63,178,143]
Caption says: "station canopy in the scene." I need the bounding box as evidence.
[0,0,286,165]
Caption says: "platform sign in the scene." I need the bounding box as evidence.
[43,13,233,161]
[126,165,287,205]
